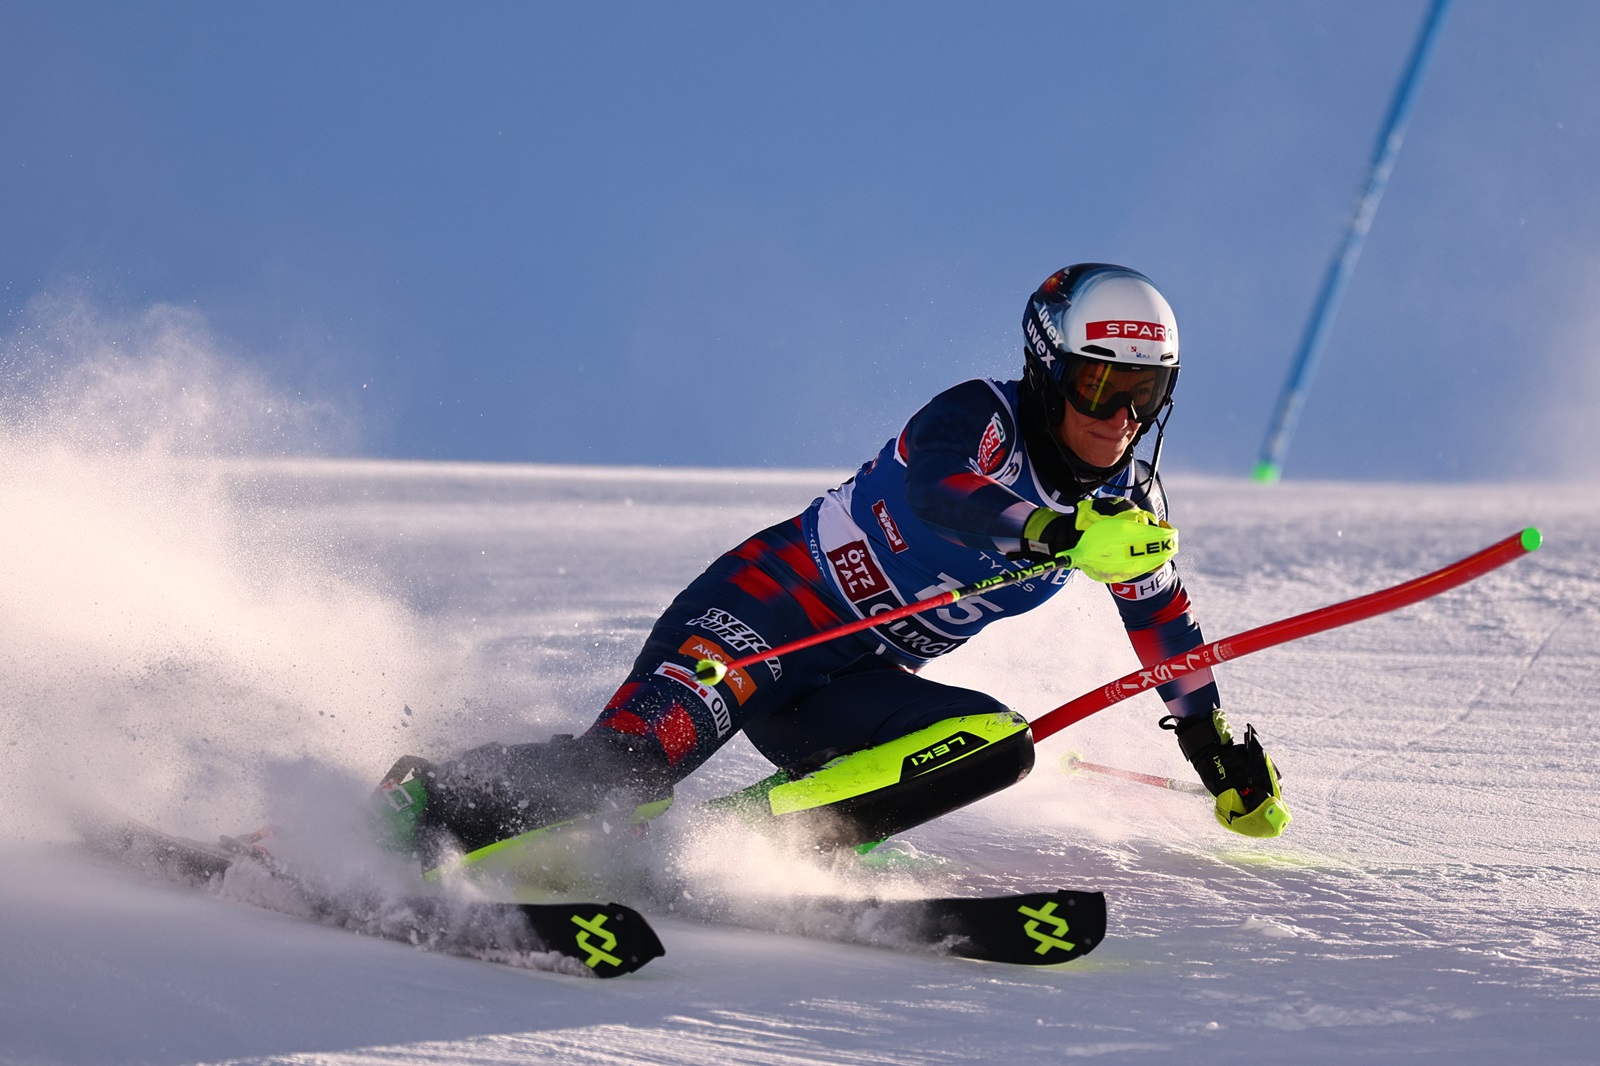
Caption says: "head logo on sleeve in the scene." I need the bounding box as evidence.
[1108,564,1174,601]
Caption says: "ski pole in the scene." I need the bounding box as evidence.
[1059,751,1210,796]
[1030,527,1542,743]
[693,553,1076,684]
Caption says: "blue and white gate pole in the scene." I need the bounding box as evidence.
[1252,0,1452,484]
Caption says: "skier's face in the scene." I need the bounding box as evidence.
[1058,402,1138,468]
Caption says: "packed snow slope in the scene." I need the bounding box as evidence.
[2,456,1597,1065]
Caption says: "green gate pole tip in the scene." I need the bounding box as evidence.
[1520,528,1543,552]
[1251,461,1281,484]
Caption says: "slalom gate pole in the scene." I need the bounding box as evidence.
[1252,0,1452,483]
[1029,527,1541,744]
[1060,752,1209,797]
[693,553,1075,684]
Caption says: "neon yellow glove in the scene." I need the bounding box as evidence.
[1019,498,1177,583]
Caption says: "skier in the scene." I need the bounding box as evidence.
[377,264,1290,867]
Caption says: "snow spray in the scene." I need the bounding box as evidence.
[0,295,454,841]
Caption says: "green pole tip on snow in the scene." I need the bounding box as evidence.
[1251,460,1281,485]
[1520,528,1543,552]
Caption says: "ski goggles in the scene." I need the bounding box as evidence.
[1057,353,1175,422]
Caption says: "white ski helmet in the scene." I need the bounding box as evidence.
[1021,264,1181,481]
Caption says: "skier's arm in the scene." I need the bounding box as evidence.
[1111,567,1221,717]
[900,383,1174,582]
[1114,476,1290,838]
[899,381,1038,554]
[1113,571,1290,837]
[1111,471,1215,714]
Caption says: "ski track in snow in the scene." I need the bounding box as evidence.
[2,459,1599,1064]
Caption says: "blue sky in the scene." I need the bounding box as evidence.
[4,2,1597,480]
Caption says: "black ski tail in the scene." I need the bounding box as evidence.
[77,818,664,978]
[371,894,663,977]
[77,818,234,884]
[509,900,664,976]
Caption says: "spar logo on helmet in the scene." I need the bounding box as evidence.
[1036,305,1067,348]
[1086,320,1171,342]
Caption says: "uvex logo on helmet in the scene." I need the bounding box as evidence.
[1031,303,1067,348]
[1086,320,1171,342]
[1024,317,1053,360]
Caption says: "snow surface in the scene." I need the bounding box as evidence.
[2,454,1598,1065]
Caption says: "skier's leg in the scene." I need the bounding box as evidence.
[720,665,1036,848]
[586,516,866,776]
[389,730,676,859]
[743,661,1013,766]
[381,517,864,858]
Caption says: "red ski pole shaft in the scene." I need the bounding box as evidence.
[692,553,1073,684]
[1030,527,1542,743]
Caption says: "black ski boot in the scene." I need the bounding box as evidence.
[374,732,675,866]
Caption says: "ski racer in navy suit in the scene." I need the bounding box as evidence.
[377,264,1290,865]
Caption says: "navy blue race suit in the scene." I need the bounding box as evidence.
[589,378,1221,778]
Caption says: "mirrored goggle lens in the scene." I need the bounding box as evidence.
[1062,356,1173,422]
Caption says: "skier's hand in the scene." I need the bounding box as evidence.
[1162,710,1291,838]
[1017,498,1177,582]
